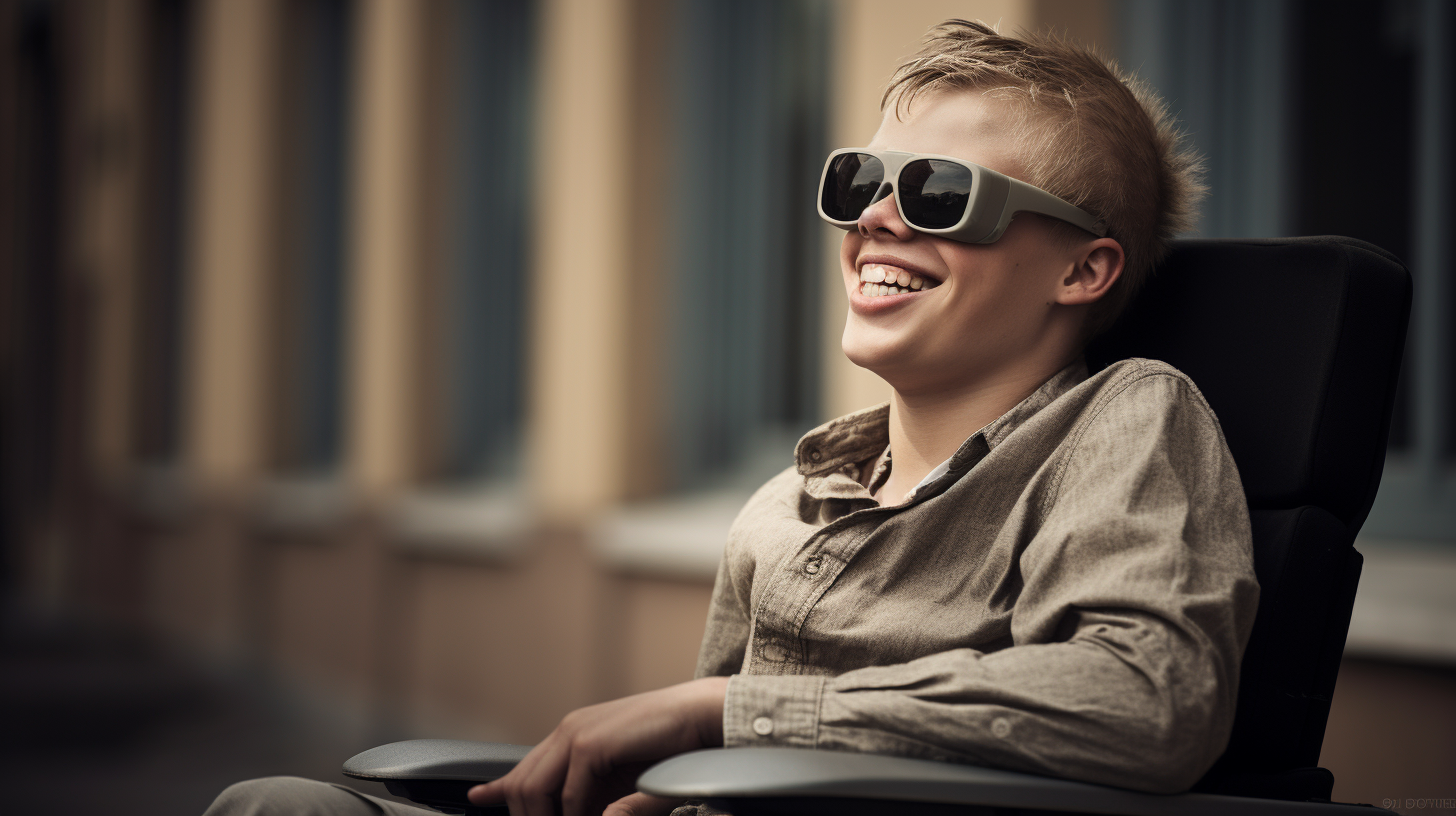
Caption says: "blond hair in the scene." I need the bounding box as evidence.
[884,20,1205,334]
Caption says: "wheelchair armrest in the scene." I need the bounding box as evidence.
[342,739,531,814]
[636,747,1396,816]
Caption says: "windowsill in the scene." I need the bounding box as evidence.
[389,481,532,561]
[1347,537,1456,664]
[590,489,749,581]
[126,462,193,524]
[251,473,355,534]
[1361,458,1456,541]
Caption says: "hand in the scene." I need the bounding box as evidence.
[468,676,730,816]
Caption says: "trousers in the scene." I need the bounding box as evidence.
[203,777,438,816]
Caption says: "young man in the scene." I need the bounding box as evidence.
[464,19,1257,816]
[207,20,1257,816]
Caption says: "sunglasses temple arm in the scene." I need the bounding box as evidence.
[998,180,1107,239]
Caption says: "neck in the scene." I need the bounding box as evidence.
[876,356,1074,503]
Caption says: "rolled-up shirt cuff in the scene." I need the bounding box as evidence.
[723,674,825,748]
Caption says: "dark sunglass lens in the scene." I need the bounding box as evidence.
[822,153,885,222]
[899,159,973,229]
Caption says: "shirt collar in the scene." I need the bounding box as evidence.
[794,403,889,479]
[792,359,1090,500]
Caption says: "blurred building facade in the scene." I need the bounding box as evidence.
[1,0,1452,809]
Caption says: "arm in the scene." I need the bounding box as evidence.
[695,531,753,678]
[467,677,729,816]
[467,474,774,816]
[723,373,1259,793]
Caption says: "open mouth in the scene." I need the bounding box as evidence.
[858,264,941,298]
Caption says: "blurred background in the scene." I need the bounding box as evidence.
[1,0,1452,813]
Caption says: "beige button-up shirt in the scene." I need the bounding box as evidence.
[694,358,1260,794]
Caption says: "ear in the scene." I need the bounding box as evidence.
[1054,237,1124,306]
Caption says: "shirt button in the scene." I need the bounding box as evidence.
[752,716,774,736]
[763,644,786,662]
[804,557,821,575]
[991,718,1012,738]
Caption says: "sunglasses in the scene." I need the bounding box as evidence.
[817,148,1106,244]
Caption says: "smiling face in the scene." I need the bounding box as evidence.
[841,90,1095,397]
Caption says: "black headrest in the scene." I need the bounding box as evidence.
[1087,237,1411,533]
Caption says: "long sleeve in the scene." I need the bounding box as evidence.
[712,365,1260,794]
[695,540,752,678]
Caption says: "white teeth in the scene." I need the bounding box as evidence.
[860,264,936,292]
[858,264,939,297]
[861,281,910,298]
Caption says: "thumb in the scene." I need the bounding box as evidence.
[603,792,685,816]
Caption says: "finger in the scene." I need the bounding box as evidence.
[507,733,552,785]
[513,738,571,816]
[559,745,651,816]
[468,735,553,809]
[603,792,685,816]
[467,780,502,807]
[560,740,610,816]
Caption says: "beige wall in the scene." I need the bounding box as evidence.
[183,0,278,486]
[525,0,637,521]
[347,0,428,495]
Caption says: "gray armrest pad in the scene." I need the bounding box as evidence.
[342,739,532,783]
[637,748,1394,816]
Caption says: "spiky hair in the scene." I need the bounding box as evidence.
[884,20,1206,333]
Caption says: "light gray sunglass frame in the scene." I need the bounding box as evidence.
[817,148,1107,244]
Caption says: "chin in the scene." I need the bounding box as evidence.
[841,332,909,381]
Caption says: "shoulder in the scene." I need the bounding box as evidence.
[1044,358,1238,505]
[1060,358,1224,447]
[1078,357,1213,416]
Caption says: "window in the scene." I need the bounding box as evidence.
[132,0,193,467]
[1118,0,1456,542]
[426,0,534,482]
[664,0,831,490]
[268,0,352,476]
[388,0,535,554]
[1117,0,1294,239]
[1293,0,1456,541]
